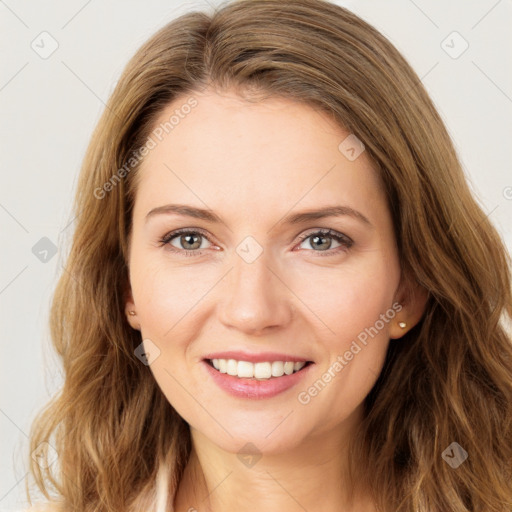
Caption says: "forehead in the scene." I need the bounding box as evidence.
[134,89,386,224]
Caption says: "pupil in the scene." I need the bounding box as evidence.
[183,234,200,250]
[313,235,330,250]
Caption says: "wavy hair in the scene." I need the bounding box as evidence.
[26,0,512,511]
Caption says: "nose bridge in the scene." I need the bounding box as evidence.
[218,243,292,334]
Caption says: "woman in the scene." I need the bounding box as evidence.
[26,0,512,511]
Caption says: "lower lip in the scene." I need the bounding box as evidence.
[202,360,314,400]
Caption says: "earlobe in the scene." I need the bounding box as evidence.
[124,284,141,331]
[126,310,140,331]
[389,281,429,340]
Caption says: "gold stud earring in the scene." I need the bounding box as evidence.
[398,321,407,329]
[128,311,136,316]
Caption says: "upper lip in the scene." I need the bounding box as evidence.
[203,351,313,363]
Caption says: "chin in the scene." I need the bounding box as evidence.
[189,408,310,456]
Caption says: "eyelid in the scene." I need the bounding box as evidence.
[295,227,352,243]
[161,226,213,244]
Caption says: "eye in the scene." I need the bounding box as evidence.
[160,228,213,256]
[159,227,353,258]
[296,229,353,256]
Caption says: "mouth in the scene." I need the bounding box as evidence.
[201,351,315,399]
[204,358,314,380]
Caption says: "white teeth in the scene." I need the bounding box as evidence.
[226,359,238,376]
[237,360,254,378]
[271,361,284,377]
[254,362,272,379]
[284,361,294,375]
[209,359,308,379]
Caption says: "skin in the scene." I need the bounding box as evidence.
[125,88,427,512]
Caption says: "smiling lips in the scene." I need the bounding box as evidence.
[203,353,314,399]
[202,350,314,399]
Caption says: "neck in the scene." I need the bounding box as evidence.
[173,414,375,512]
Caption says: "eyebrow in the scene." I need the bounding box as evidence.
[145,204,372,227]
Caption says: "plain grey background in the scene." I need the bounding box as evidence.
[1,0,511,510]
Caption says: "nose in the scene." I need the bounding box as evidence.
[217,250,293,336]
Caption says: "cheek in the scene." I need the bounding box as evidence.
[130,254,213,340]
[290,264,398,431]
[291,253,399,345]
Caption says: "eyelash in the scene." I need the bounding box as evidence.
[159,228,353,258]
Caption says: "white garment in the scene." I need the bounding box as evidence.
[156,461,170,512]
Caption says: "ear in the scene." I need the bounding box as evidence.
[389,278,429,339]
[124,281,141,331]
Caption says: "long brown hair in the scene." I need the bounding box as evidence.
[26,1,512,510]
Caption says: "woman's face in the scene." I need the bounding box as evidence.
[126,88,407,455]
